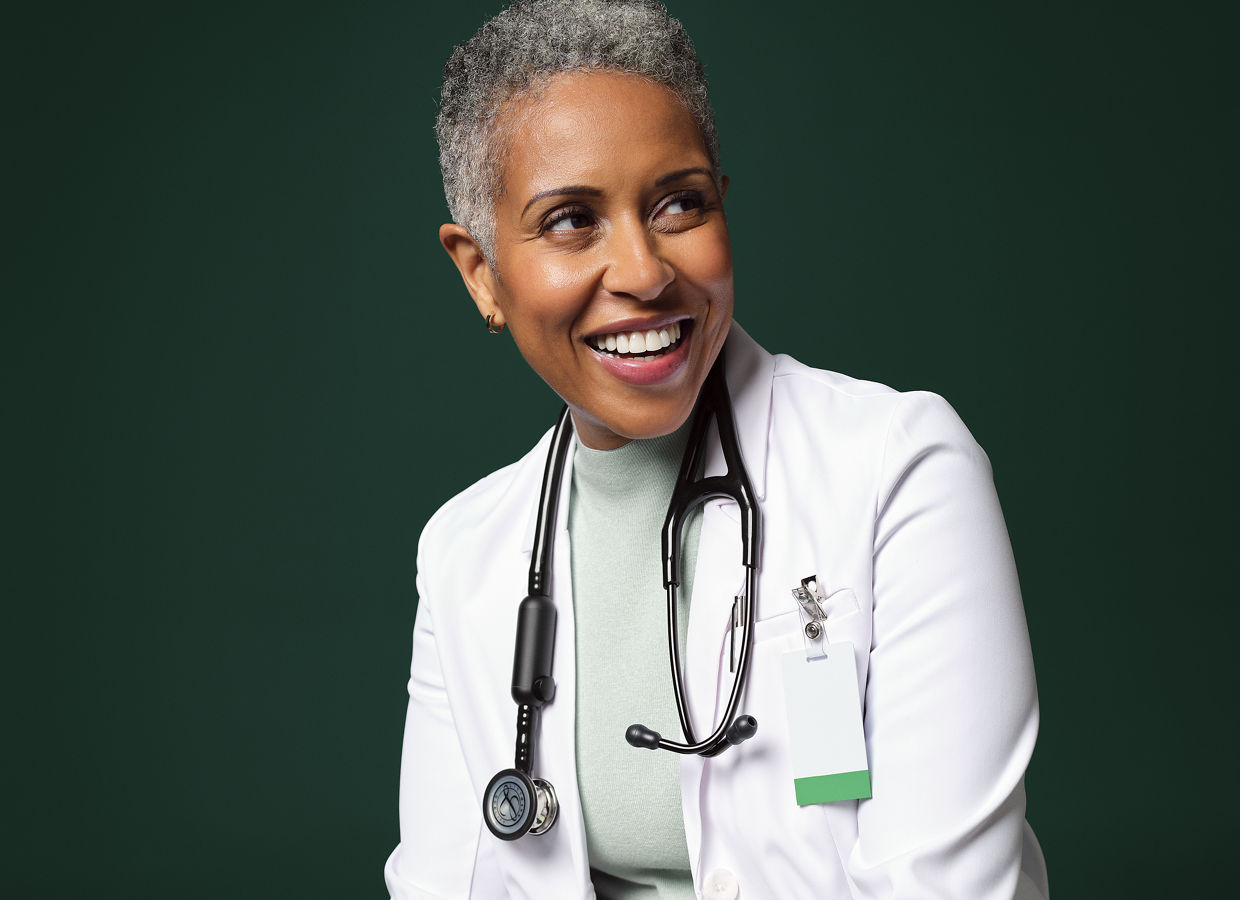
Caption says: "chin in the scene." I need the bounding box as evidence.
[571,395,696,449]
[622,397,698,439]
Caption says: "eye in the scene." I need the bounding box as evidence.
[544,208,594,233]
[659,192,703,217]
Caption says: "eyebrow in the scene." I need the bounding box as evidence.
[519,167,715,217]
[654,166,714,187]
[521,185,602,217]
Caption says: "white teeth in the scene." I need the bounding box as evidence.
[590,321,687,356]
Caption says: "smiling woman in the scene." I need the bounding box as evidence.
[440,71,734,448]
[387,2,1048,898]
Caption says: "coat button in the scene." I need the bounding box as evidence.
[703,867,739,900]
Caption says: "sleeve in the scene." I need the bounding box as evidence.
[384,569,504,899]
[846,392,1046,899]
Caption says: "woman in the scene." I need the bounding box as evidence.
[387,1,1047,897]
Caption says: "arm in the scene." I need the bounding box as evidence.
[384,571,501,899]
[847,392,1043,898]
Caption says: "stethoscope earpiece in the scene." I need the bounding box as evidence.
[628,714,760,755]
[726,715,758,745]
[625,723,662,749]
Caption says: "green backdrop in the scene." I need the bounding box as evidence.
[8,1,1234,896]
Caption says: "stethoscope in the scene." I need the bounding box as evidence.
[482,351,761,841]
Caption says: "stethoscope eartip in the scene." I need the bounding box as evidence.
[725,715,758,746]
[626,723,662,749]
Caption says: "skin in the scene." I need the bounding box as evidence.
[440,71,734,449]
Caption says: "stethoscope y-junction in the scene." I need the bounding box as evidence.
[482,354,761,840]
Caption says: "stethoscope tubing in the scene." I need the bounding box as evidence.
[655,356,761,755]
[485,351,760,840]
[527,405,573,599]
[659,565,757,755]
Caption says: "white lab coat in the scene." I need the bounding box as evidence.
[386,324,1049,899]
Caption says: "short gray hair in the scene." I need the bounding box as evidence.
[435,0,721,262]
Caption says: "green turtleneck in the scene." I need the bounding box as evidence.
[568,420,703,900]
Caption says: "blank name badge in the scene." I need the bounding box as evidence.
[780,643,872,805]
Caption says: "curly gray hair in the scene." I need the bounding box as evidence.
[436,0,721,262]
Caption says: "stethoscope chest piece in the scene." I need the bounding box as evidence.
[483,768,559,840]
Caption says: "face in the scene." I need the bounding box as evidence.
[442,71,734,449]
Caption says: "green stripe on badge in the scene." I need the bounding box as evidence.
[794,770,872,805]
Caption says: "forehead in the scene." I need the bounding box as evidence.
[496,71,709,201]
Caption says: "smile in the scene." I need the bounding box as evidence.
[589,321,684,359]
[586,318,694,386]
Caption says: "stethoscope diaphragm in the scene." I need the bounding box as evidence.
[483,768,559,840]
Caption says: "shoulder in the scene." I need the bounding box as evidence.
[763,349,989,492]
[770,351,901,418]
[415,426,553,570]
[771,350,977,444]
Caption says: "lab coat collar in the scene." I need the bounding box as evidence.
[519,425,575,555]
[719,321,773,503]
[518,320,774,552]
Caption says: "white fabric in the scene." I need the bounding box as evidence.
[703,868,739,899]
[385,323,1048,899]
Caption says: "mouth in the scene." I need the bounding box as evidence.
[586,319,689,359]
[584,318,695,387]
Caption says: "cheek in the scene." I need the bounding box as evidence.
[684,230,735,299]
[537,256,599,294]
[501,257,599,332]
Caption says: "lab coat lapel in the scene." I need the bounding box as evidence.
[721,322,773,503]
[678,322,776,872]
[502,444,592,896]
[677,497,740,875]
[681,322,777,750]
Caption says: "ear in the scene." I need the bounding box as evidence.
[439,224,504,328]
[720,174,730,200]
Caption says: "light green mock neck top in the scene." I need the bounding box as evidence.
[568,421,703,900]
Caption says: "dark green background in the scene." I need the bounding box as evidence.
[8,1,1234,896]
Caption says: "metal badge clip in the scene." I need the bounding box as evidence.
[792,576,827,621]
[791,575,829,658]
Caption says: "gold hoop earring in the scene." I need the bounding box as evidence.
[486,314,506,335]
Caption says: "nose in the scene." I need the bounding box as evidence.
[600,219,674,301]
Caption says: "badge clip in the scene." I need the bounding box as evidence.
[791,575,829,659]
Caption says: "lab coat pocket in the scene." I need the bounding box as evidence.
[752,588,865,661]
[750,608,805,645]
[717,608,802,763]
[820,586,860,621]
[699,610,855,898]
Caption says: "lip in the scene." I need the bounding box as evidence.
[587,320,693,386]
